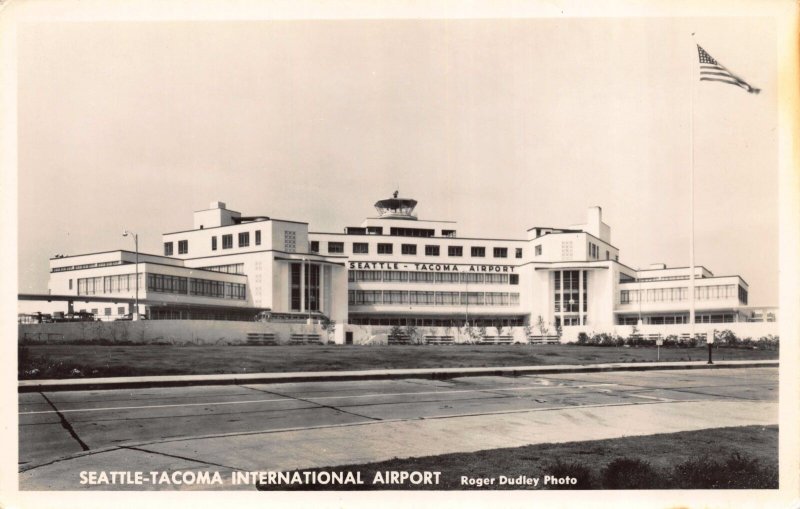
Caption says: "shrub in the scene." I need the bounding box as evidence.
[600,457,660,489]
[670,452,777,489]
[714,329,739,347]
[577,332,591,345]
[544,460,595,489]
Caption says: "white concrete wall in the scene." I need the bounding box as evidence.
[19,320,335,345]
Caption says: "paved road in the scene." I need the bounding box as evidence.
[19,367,778,490]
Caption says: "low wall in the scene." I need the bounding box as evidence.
[19,320,334,345]
[343,325,530,345]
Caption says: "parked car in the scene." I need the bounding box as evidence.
[115,313,148,321]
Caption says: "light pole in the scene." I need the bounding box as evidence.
[123,230,139,320]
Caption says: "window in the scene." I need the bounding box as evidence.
[328,242,344,254]
[310,241,319,253]
[91,308,98,315]
[621,290,630,304]
[561,241,573,260]
[211,236,217,251]
[448,245,463,257]
[442,230,457,237]
[104,308,111,316]
[222,234,233,249]
[510,274,519,285]
[164,242,174,256]
[353,242,369,254]
[255,230,261,246]
[378,243,393,254]
[535,245,542,256]
[283,231,295,252]
[401,244,417,255]
[117,306,125,315]
[471,246,485,257]
[493,247,507,258]
[69,279,73,290]
[178,240,188,255]
[515,248,523,259]
[239,232,250,248]
[425,245,440,256]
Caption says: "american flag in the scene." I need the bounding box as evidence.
[697,45,760,94]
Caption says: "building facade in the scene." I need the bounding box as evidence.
[36,195,766,342]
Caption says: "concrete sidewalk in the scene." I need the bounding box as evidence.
[18,359,778,392]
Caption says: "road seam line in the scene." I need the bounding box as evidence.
[39,392,90,451]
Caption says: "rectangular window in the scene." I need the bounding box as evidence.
[328,242,344,254]
[435,272,460,283]
[255,230,261,246]
[535,245,542,256]
[283,231,295,252]
[561,241,573,260]
[448,246,463,257]
[510,274,519,285]
[353,242,369,254]
[104,308,111,316]
[378,243,393,254]
[401,244,417,255]
[164,242,174,256]
[310,241,319,253]
[515,248,523,259]
[239,232,250,248]
[425,245,440,256]
[211,236,217,251]
[178,240,188,255]
[493,247,508,258]
[69,279,73,290]
[117,306,125,315]
[471,246,485,257]
[222,234,233,249]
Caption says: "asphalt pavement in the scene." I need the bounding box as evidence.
[18,366,778,490]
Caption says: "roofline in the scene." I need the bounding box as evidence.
[363,217,457,224]
[163,217,308,235]
[636,265,712,273]
[309,232,527,242]
[50,250,179,262]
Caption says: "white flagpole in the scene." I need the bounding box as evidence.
[689,37,696,341]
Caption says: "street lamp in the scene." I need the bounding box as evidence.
[122,230,139,321]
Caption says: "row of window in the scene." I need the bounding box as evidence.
[348,290,521,306]
[618,314,736,325]
[620,284,743,304]
[147,274,246,299]
[348,270,519,285]
[347,316,525,326]
[52,261,122,273]
[164,230,264,257]
[312,241,524,258]
[588,242,610,260]
[76,274,245,300]
[77,274,143,295]
[197,263,245,275]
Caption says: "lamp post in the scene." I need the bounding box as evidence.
[122,230,139,321]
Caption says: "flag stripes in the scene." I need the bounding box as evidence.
[697,45,760,94]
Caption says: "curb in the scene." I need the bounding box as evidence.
[18,360,778,393]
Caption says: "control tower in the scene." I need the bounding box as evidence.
[373,190,418,220]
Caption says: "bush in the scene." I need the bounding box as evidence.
[670,452,778,489]
[600,457,659,489]
[544,460,595,489]
[577,332,591,345]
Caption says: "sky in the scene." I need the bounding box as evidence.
[15,16,778,305]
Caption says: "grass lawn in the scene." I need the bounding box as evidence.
[257,425,778,490]
[18,343,777,379]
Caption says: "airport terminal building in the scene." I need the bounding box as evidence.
[34,195,769,342]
